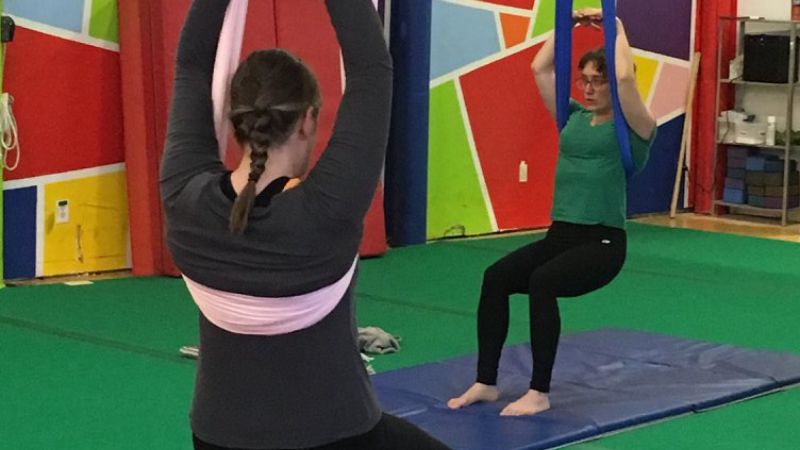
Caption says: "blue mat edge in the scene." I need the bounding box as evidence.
[373,329,800,449]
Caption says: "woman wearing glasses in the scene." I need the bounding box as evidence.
[448,8,656,416]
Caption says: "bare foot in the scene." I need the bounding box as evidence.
[447,383,500,410]
[499,389,550,416]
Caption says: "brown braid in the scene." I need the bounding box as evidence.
[226,49,321,234]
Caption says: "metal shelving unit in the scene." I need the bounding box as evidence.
[714,17,800,226]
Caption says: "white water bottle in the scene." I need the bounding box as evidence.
[766,116,777,146]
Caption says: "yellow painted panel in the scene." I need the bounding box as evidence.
[633,55,659,105]
[43,170,130,276]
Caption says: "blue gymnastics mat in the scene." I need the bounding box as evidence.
[372,329,800,450]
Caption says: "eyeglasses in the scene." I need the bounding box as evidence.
[575,77,609,90]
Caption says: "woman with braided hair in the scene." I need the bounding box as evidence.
[160,1,449,449]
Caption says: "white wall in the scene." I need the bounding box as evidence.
[738,0,790,21]
[735,0,800,133]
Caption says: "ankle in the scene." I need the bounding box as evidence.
[529,385,550,395]
[527,389,549,398]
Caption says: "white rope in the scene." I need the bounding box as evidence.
[0,91,19,171]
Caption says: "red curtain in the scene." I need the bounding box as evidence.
[691,0,738,213]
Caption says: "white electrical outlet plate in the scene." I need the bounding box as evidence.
[519,161,528,183]
[56,200,69,224]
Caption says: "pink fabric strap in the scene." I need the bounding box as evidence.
[212,0,249,159]
[184,257,358,335]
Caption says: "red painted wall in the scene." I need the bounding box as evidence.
[3,28,124,181]
[460,26,603,230]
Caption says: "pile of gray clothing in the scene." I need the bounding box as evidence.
[358,326,401,375]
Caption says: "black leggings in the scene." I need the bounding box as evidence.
[477,221,626,393]
[192,413,450,450]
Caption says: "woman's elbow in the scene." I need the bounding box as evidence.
[616,70,636,84]
[639,115,658,140]
[531,60,552,76]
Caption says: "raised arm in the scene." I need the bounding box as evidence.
[304,0,393,223]
[532,10,604,123]
[531,31,557,121]
[160,0,230,205]
[614,18,656,140]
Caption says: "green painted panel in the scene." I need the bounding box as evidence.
[427,81,493,239]
[532,0,601,38]
[89,0,119,44]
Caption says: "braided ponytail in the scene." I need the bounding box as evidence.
[229,112,274,233]
[228,143,270,233]
[227,49,321,234]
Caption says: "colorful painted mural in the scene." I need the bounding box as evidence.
[426,0,696,239]
[3,0,127,279]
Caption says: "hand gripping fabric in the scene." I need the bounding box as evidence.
[555,0,634,177]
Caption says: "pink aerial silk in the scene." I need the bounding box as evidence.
[212,0,249,159]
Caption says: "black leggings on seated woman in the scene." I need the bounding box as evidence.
[477,221,627,393]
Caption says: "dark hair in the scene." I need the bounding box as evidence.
[578,47,607,77]
[227,49,321,234]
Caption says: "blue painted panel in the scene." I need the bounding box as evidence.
[430,0,501,80]
[3,186,37,280]
[7,0,85,33]
[627,116,684,215]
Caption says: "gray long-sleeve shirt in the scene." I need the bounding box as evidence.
[159,0,393,447]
